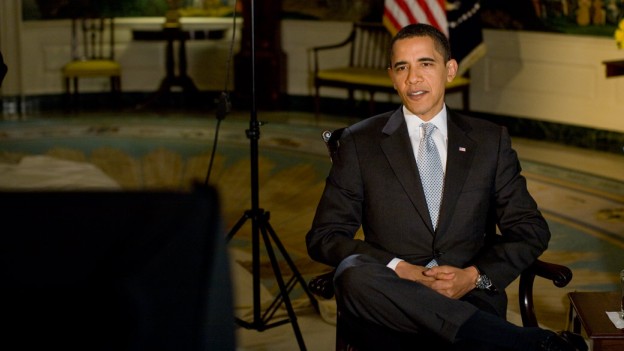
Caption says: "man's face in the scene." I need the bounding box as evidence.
[387,36,458,121]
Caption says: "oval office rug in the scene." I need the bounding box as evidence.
[1,111,622,332]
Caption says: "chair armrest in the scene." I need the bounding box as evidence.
[312,30,356,54]
[312,30,356,73]
[526,259,573,287]
[518,259,573,327]
[310,260,573,328]
[308,270,336,300]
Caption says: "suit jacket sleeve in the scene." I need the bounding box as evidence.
[306,127,395,267]
[469,126,550,289]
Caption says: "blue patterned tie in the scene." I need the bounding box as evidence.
[417,123,444,231]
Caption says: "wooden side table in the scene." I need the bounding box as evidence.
[132,27,202,109]
[568,292,624,351]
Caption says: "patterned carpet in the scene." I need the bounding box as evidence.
[1,110,623,347]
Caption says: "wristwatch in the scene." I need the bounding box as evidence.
[475,273,494,290]
[473,266,496,291]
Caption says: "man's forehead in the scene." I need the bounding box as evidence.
[391,37,440,61]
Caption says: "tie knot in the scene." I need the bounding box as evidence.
[421,123,436,139]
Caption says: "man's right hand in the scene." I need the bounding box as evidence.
[394,261,436,284]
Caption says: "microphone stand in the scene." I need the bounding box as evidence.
[226,1,316,349]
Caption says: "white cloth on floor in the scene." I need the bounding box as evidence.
[0,155,120,190]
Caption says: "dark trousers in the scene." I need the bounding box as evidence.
[334,254,508,350]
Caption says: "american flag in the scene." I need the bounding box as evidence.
[382,0,486,76]
[383,0,448,37]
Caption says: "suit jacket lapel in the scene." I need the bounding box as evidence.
[380,108,434,233]
[436,111,477,236]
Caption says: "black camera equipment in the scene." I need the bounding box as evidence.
[223,1,317,350]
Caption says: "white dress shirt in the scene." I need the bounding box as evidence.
[403,105,448,173]
[387,105,449,270]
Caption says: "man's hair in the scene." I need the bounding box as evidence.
[388,23,452,67]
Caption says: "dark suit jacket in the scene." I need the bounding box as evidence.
[306,107,550,294]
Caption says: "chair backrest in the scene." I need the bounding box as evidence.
[349,22,392,70]
[71,17,116,61]
[322,128,345,163]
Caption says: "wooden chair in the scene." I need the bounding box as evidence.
[312,22,470,117]
[309,128,574,351]
[62,16,121,108]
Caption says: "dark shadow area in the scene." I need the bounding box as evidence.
[0,185,235,351]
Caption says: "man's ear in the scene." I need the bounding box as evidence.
[446,59,458,82]
[387,67,397,90]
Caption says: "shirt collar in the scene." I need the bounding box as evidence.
[402,105,448,140]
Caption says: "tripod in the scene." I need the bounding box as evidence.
[226,1,317,350]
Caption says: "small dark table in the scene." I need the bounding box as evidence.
[132,26,225,108]
[568,292,624,351]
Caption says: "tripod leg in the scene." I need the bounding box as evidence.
[263,215,318,310]
[258,218,307,351]
[225,210,262,330]
[227,210,252,242]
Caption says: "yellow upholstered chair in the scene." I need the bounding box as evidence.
[62,17,121,107]
[312,22,471,117]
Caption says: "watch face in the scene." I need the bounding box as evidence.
[477,274,492,290]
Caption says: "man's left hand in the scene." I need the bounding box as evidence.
[422,265,479,299]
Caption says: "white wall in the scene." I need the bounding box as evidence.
[0,0,24,102]
[470,29,624,134]
[280,20,624,134]
[16,17,239,95]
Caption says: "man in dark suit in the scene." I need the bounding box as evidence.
[306,24,585,351]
